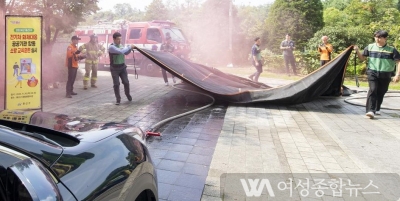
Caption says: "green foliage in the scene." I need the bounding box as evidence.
[79,11,116,25]
[113,3,144,22]
[346,62,366,76]
[369,8,400,47]
[306,26,371,52]
[260,48,285,72]
[265,0,324,52]
[323,7,351,27]
[144,0,169,21]
[295,51,321,74]
[322,0,351,10]
[237,5,270,43]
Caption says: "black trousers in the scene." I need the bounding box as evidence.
[320,60,330,66]
[66,67,78,95]
[366,69,392,113]
[110,65,130,101]
[284,54,296,74]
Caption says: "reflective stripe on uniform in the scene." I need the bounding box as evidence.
[85,60,99,64]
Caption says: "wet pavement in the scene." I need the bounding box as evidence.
[124,84,228,201]
[147,104,226,200]
[2,66,400,200]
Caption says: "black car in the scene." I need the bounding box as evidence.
[0,111,158,201]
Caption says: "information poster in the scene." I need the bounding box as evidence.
[5,16,42,110]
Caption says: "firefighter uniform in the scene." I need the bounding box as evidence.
[79,34,105,89]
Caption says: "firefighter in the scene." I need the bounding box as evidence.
[79,34,105,89]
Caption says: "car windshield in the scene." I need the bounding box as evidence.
[162,28,186,42]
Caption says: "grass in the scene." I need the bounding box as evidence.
[343,77,400,90]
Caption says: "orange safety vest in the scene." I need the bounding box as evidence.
[66,43,79,68]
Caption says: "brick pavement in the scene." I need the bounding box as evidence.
[3,67,400,200]
[203,89,400,200]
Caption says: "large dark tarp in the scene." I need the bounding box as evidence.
[134,46,354,104]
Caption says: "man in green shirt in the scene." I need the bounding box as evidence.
[354,30,400,119]
[108,32,133,105]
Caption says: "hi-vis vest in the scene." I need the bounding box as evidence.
[66,43,79,68]
[79,42,105,64]
[108,43,126,67]
[366,43,396,72]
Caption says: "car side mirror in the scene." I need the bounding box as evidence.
[6,158,62,201]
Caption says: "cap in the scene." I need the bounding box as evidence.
[90,34,98,38]
[71,35,81,40]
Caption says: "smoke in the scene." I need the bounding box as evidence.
[178,0,251,67]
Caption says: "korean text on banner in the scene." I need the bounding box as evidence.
[5,16,42,110]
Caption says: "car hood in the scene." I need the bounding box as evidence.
[27,111,145,143]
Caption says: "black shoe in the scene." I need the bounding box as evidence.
[127,95,132,101]
[115,100,120,105]
[66,94,72,98]
[71,92,77,95]
[84,87,87,90]
[91,85,97,88]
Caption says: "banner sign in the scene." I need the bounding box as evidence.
[5,16,42,110]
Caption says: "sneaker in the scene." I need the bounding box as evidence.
[165,82,169,86]
[91,85,97,88]
[375,111,381,115]
[71,92,77,95]
[127,95,132,102]
[366,111,374,119]
[172,77,176,83]
[66,94,72,98]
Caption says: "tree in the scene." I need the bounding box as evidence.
[187,0,239,65]
[306,26,371,53]
[79,10,116,25]
[322,0,351,10]
[6,0,99,52]
[237,5,270,44]
[323,7,351,27]
[4,0,99,86]
[265,0,324,52]
[144,0,169,21]
[368,8,400,47]
[113,3,144,22]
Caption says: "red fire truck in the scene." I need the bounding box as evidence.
[74,20,191,76]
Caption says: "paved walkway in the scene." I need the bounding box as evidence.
[3,67,400,200]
